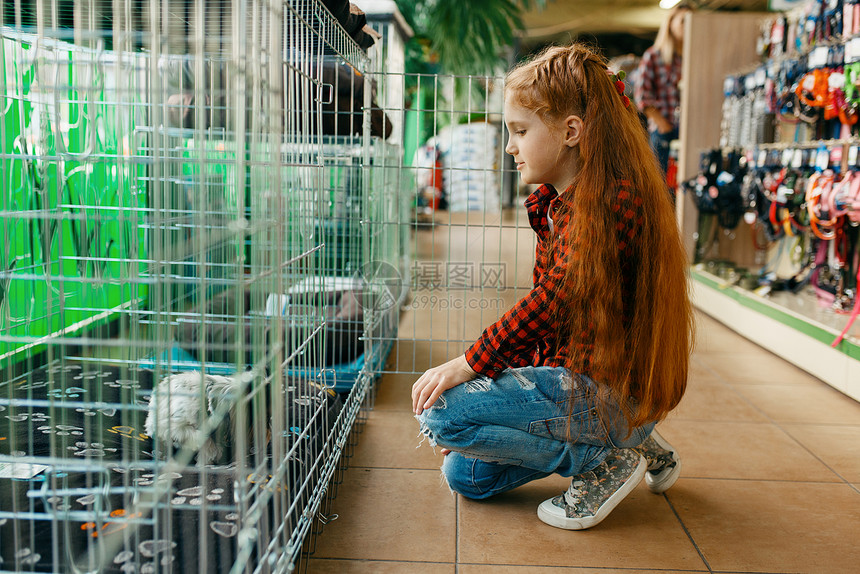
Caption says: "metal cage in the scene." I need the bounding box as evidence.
[1,0,407,572]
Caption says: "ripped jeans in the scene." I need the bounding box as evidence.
[415,366,654,500]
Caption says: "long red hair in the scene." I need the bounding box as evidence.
[506,44,693,432]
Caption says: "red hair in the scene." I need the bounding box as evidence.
[506,44,693,432]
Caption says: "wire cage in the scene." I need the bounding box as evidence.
[0,0,406,572]
[380,69,528,377]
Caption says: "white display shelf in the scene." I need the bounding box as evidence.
[690,268,860,403]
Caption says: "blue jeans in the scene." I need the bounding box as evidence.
[649,128,678,175]
[415,366,654,499]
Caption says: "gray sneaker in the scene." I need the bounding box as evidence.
[537,448,646,530]
[635,429,681,494]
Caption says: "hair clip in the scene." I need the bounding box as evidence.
[607,69,631,108]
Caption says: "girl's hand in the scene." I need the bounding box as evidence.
[412,355,479,415]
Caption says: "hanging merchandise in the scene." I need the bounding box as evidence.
[703,0,860,348]
[686,150,722,215]
[689,139,859,347]
[683,150,748,230]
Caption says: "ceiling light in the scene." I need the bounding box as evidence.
[659,0,682,8]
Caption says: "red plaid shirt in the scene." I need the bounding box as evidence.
[465,182,643,378]
[634,46,682,131]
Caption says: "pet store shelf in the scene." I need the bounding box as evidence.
[690,268,860,403]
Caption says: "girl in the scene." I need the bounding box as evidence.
[412,43,693,531]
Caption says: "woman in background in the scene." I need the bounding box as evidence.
[635,3,692,175]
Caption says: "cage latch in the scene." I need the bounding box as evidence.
[317,83,334,105]
[317,511,339,525]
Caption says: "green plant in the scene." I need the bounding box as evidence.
[396,0,546,76]
[395,0,545,144]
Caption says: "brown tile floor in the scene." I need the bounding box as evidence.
[307,215,860,573]
[307,315,860,573]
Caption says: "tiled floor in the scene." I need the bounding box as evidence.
[306,213,860,574]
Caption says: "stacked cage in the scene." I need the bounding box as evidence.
[0,0,404,571]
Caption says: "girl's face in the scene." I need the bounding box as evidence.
[504,95,578,192]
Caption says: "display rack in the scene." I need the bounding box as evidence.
[678,7,860,402]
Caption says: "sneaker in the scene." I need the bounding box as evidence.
[537,448,646,530]
[635,429,681,494]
